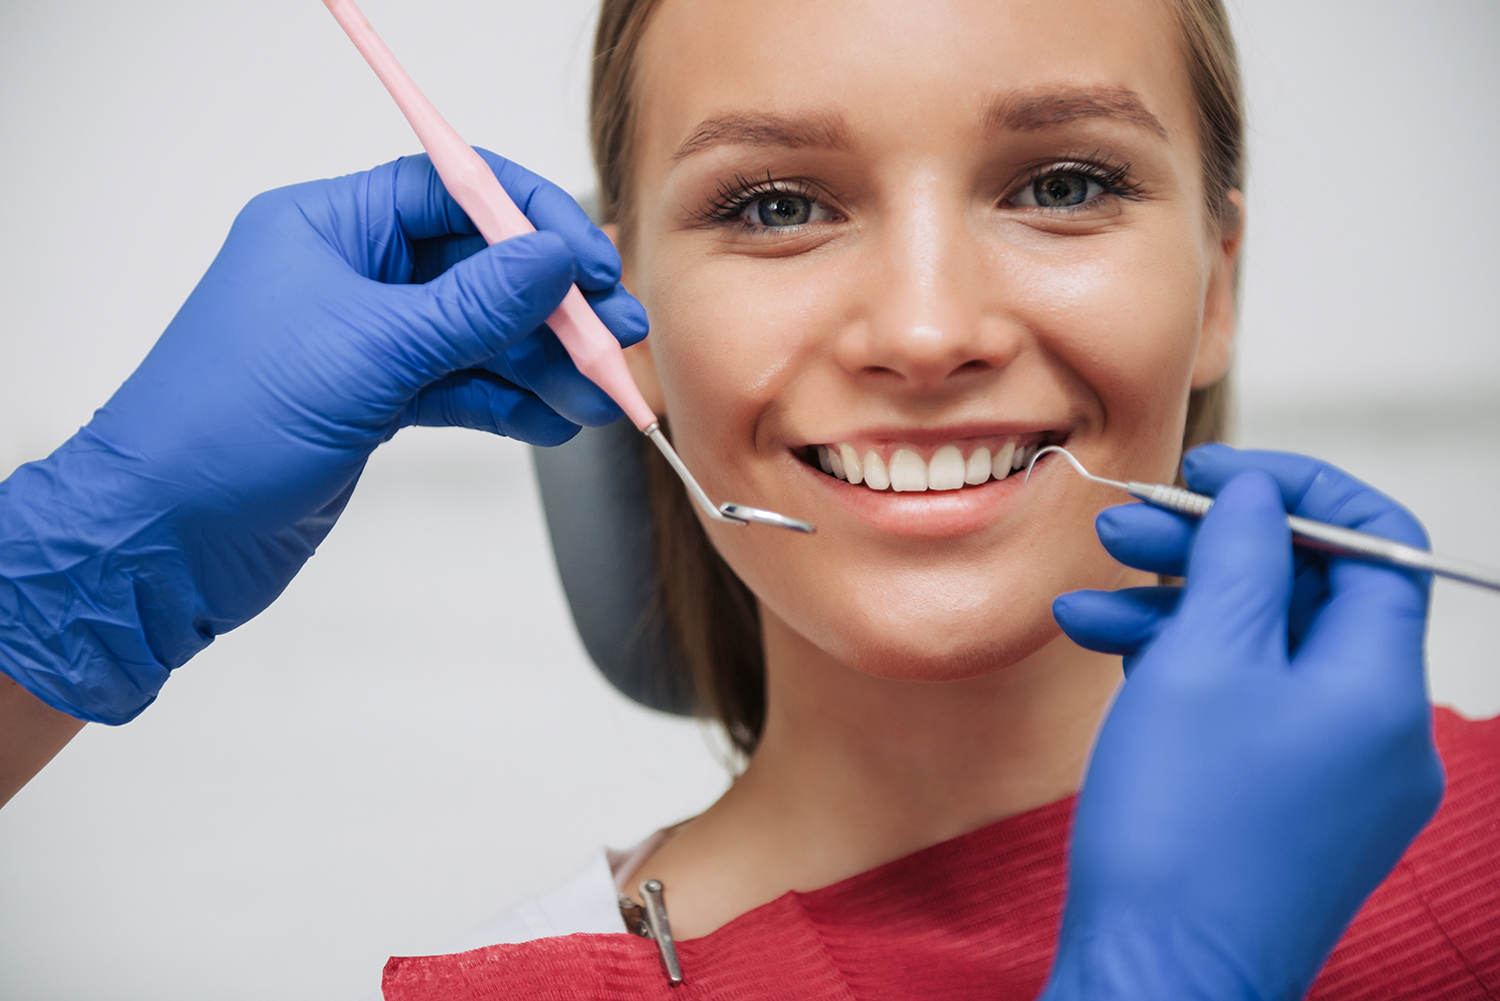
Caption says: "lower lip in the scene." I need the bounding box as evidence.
[798,454,1051,539]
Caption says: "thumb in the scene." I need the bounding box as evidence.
[396,231,576,381]
[1176,470,1294,665]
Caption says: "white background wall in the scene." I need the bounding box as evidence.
[0,1,1496,998]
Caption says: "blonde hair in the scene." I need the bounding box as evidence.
[591,0,1243,754]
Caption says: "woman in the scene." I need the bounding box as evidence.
[379,0,1498,997]
[0,0,1486,996]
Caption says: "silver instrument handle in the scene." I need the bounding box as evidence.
[1124,480,1500,593]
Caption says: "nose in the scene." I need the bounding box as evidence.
[833,185,1021,396]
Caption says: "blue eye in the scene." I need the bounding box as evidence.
[1020,171,1105,208]
[1038,174,1095,206]
[698,174,836,230]
[755,194,813,226]
[726,187,832,229]
[1009,161,1141,211]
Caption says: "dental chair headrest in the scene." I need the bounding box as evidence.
[531,419,695,715]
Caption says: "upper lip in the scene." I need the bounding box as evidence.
[794,422,1071,448]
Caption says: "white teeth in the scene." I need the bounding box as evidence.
[928,445,966,491]
[992,441,1016,480]
[965,447,992,486]
[818,438,1049,493]
[889,449,928,492]
[827,445,846,480]
[839,443,864,485]
[1019,444,1043,474]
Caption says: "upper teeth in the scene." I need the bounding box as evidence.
[813,441,1043,492]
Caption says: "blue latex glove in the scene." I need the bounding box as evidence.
[1041,445,1445,1001]
[0,152,646,725]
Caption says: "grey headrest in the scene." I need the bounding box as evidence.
[531,419,694,715]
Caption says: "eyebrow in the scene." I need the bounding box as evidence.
[987,87,1168,139]
[670,88,1167,162]
[672,112,851,160]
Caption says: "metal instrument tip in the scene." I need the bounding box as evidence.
[1024,445,1130,491]
[645,423,815,533]
[720,504,816,533]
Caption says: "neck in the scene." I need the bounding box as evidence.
[633,606,1123,938]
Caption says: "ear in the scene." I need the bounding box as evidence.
[1190,189,1245,389]
[602,223,667,416]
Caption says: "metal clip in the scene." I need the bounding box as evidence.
[618,894,651,938]
[639,878,683,986]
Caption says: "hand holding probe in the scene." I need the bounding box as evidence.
[1040,455,1444,1001]
[320,0,812,534]
[1027,445,1500,592]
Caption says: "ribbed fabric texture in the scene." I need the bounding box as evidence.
[1308,708,1500,999]
[384,709,1500,1000]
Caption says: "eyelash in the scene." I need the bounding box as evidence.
[693,156,1145,228]
[693,171,825,227]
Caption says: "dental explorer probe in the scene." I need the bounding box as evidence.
[1026,446,1500,593]
[321,0,813,535]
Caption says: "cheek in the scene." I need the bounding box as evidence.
[642,249,828,452]
[1006,227,1210,475]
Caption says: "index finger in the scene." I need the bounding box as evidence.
[1182,444,1429,551]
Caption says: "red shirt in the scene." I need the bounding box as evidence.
[384,708,1500,1000]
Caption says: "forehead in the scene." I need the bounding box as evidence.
[634,0,1194,160]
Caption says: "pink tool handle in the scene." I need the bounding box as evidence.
[323,0,658,431]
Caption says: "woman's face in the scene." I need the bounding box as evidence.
[623,0,1239,681]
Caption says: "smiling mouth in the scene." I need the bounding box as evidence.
[800,433,1066,493]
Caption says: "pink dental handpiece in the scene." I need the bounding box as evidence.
[321,0,812,534]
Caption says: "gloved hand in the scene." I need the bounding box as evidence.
[1040,445,1445,1001]
[0,152,646,725]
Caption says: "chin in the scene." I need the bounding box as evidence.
[794,594,1066,683]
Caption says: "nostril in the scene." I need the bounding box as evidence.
[953,359,991,375]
